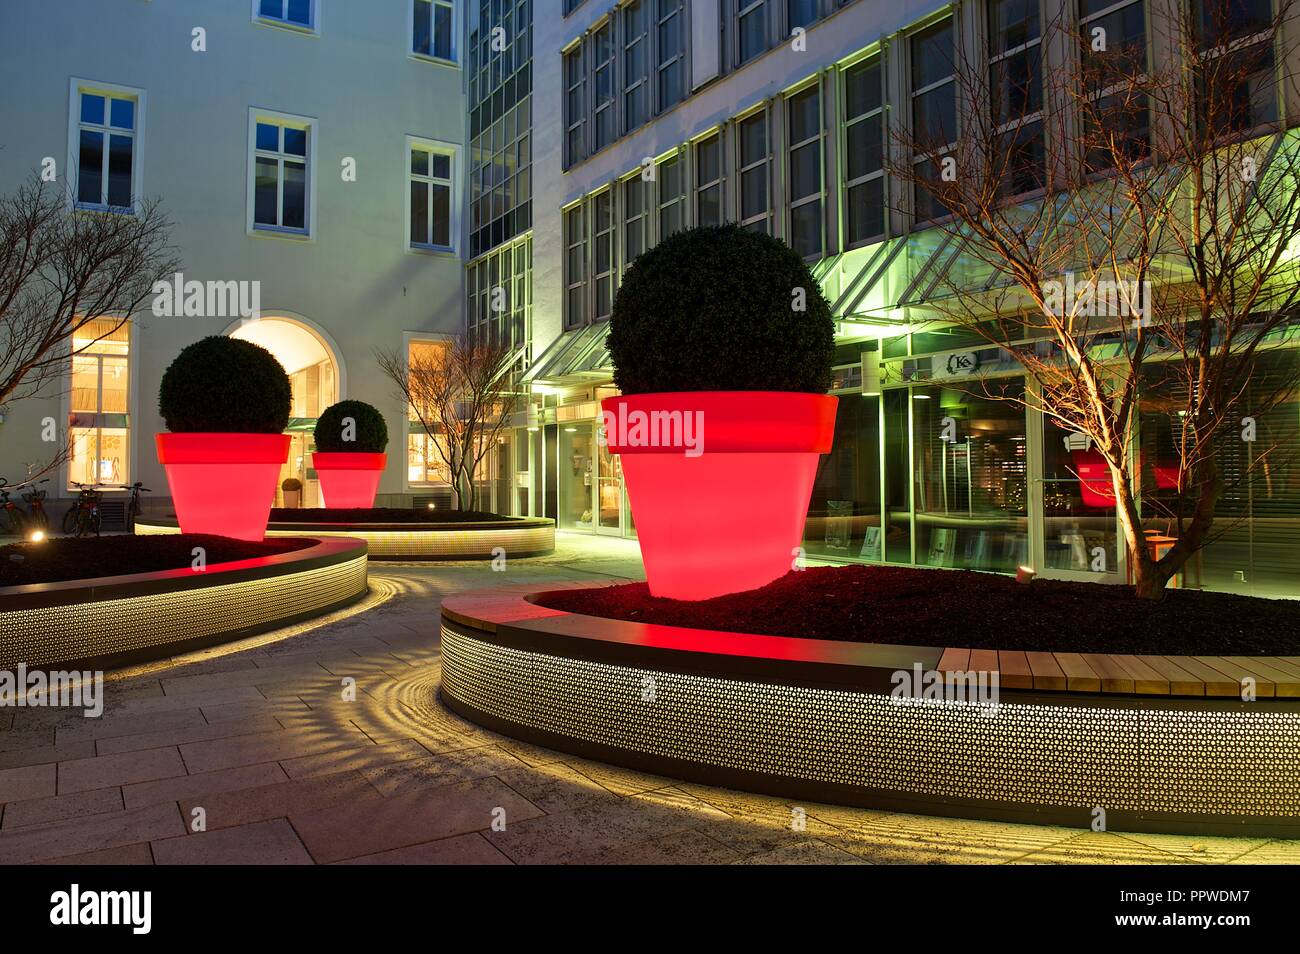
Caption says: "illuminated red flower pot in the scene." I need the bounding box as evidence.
[156,433,290,542]
[312,452,387,509]
[603,391,837,601]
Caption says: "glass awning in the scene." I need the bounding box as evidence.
[521,321,612,385]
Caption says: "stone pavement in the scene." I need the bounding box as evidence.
[1,533,1296,865]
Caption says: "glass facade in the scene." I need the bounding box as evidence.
[68,319,130,489]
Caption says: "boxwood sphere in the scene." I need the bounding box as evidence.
[158,336,292,433]
[314,400,389,453]
[607,225,836,394]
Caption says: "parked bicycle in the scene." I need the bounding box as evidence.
[126,481,150,531]
[62,482,103,538]
[20,479,50,532]
[0,480,26,536]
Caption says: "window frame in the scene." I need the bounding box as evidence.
[564,43,586,168]
[785,80,826,259]
[63,316,135,493]
[736,106,773,233]
[841,51,886,248]
[908,16,958,223]
[246,108,318,240]
[411,0,460,66]
[405,135,460,255]
[563,202,589,329]
[67,78,146,215]
[251,0,319,34]
[694,129,725,228]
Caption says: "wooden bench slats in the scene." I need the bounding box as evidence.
[937,648,970,679]
[1053,653,1101,692]
[1135,655,1205,696]
[1178,656,1254,697]
[1262,656,1300,680]
[968,649,999,674]
[1079,654,1135,693]
[1193,656,1274,698]
[996,650,1034,689]
[1221,656,1300,697]
[1024,652,1067,691]
[1112,655,1171,695]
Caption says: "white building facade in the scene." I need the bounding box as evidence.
[0,0,467,513]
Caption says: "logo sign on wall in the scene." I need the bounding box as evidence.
[945,352,979,376]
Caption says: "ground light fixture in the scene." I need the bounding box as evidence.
[1016,564,1036,584]
[26,530,45,544]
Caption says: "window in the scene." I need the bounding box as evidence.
[843,54,885,245]
[988,0,1044,196]
[592,190,615,320]
[591,22,616,152]
[787,84,823,258]
[624,175,649,265]
[789,0,819,31]
[1195,0,1277,133]
[1079,0,1149,170]
[738,110,771,232]
[413,0,455,61]
[656,0,686,110]
[74,87,138,211]
[409,142,452,250]
[407,339,453,486]
[657,153,686,239]
[468,237,531,352]
[564,204,588,327]
[695,133,724,227]
[251,115,311,234]
[911,19,955,220]
[68,319,130,490]
[737,0,769,64]
[564,46,585,167]
[256,0,314,30]
[624,1,651,131]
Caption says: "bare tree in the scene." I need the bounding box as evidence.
[0,175,178,481]
[887,0,1300,598]
[376,337,521,512]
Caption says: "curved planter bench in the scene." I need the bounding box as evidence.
[0,537,368,670]
[440,584,1300,838]
[135,515,555,561]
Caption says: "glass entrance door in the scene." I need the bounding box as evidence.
[595,423,624,534]
[1034,414,1124,582]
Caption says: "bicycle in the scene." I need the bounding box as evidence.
[20,479,50,532]
[0,480,25,536]
[125,481,150,530]
[62,483,103,537]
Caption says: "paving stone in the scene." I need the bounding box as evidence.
[337,832,512,865]
[56,707,208,745]
[122,762,289,811]
[578,828,743,865]
[292,778,543,864]
[152,818,312,865]
[0,742,96,771]
[96,716,284,756]
[178,727,368,774]
[58,747,187,795]
[32,842,155,865]
[732,839,868,865]
[497,762,620,814]
[361,746,530,797]
[0,803,183,864]
[0,763,57,802]
[177,771,379,831]
[279,740,432,779]
[3,786,123,829]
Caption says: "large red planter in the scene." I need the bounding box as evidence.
[155,432,290,541]
[312,452,387,509]
[602,391,837,601]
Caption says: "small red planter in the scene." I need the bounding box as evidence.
[155,433,290,542]
[312,452,387,509]
[603,391,837,601]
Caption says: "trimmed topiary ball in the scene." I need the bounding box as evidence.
[314,400,389,453]
[158,336,292,433]
[607,225,836,394]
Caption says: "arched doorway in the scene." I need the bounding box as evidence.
[227,317,341,508]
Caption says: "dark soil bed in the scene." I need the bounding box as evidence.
[0,534,314,588]
[270,508,508,524]
[533,565,1300,655]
